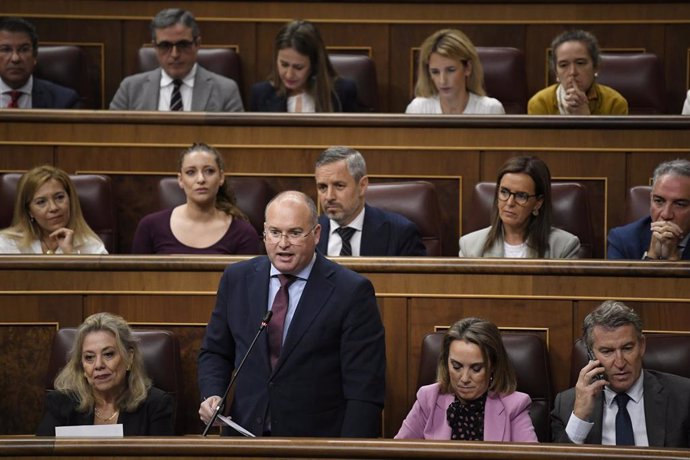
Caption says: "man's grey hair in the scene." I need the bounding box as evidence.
[265,191,318,227]
[315,146,367,182]
[150,8,200,41]
[652,159,690,185]
[583,300,643,350]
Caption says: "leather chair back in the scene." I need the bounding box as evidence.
[418,331,552,442]
[329,54,379,112]
[597,53,666,114]
[0,173,117,253]
[570,334,690,387]
[463,182,594,258]
[156,176,275,236]
[477,47,528,114]
[365,181,442,256]
[138,47,242,89]
[35,45,93,108]
[625,185,651,224]
[45,328,183,434]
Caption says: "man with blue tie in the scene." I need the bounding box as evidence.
[315,146,426,257]
[197,191,385,437]
[0,17,78,109]
[551,300,690,447]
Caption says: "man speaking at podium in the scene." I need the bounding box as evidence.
[198,191,385,437]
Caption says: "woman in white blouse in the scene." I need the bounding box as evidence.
[406,29,504,115]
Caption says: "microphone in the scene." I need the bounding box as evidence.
[202,310,273,436]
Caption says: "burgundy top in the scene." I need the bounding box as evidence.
[131,208,261,254]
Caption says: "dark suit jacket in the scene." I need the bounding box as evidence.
[317,204,427,256]
[32,78,79,109]
[250,77,359,112]
[36,386,174,436]
[551,370,690,447]
[197,253,385,437]
[607,216,690,260]
[109,66,243,112]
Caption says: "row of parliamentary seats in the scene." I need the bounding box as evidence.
[0,159,662,257]
[0,13,685,114]
[41,311,690,439]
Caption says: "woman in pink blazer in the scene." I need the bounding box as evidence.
[395,318,538,442]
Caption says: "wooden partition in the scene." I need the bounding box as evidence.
[1,111,689,256]
[1,256,689,437]
[3,436,690,459]
[2,0,690,112]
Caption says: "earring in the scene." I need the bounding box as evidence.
[594,72,599,78]
[532,209,539,216]
[29,215,35,222]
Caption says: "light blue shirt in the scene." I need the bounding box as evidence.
[267,253,316,343]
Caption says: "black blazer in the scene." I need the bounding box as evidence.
[317,204,427,256]
[32,78,79,109]
[197,253,386,437]
[250,77,360,112]
[551,369,690,447]
[36,386,174,436]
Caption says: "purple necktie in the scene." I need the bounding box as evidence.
[267,274,296,368]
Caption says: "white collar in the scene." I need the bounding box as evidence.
[329,205,365,234]
[160,64,197,88]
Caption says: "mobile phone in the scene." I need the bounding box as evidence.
[586,347,606,381]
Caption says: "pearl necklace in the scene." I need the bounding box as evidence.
[94,408,119,422]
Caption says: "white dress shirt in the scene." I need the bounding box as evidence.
[327,207,365,256]
[158,64,196,111]
[1,76,32,108]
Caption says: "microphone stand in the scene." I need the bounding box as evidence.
[202,310,273,436]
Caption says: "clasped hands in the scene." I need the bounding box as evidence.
[647,220,683,260]
[561,77,590,115]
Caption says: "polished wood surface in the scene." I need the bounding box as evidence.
[1,257,689,437]
[1,1,689,112]
[2,436,690,459]
[1,111,689,255]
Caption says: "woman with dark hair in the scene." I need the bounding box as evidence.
[37,312,174,436]
[395,317,537,441]
[528,30,627,115]
[406,29,504,114]
[459,156,580,258]
[131,143,260,254]
[250,19,359,112]
[0,165,107,254]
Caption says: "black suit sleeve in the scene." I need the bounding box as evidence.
[145,387,175,436]
[550,391,575,443]
[397,220,427,256]
[339,277,385,437]
[36,391,76,436]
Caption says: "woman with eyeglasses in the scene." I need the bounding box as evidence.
[459,156,580,258]
[131,143,260,254]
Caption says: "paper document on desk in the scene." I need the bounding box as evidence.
[55,424,123,437]
[217,415,255,437]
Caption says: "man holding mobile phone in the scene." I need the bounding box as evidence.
[551,300,690,446]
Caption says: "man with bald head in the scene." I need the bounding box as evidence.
[198,191,385,437]
[608,159,690,260]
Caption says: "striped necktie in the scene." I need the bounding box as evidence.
[336,227,356,256]
[170,79,183,111]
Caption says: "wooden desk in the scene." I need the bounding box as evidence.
[2,436,690,459]
[1,256,689,436]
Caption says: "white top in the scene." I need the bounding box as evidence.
[682,89,690,115]
[287,92,315,113]
[405,92,505,114]
[0,234,108,254]
[503,241,528,258]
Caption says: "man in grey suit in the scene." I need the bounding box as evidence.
[109,8,243,112]
[552,300,690,447]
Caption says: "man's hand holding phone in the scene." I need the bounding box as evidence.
[573,354,608,421]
